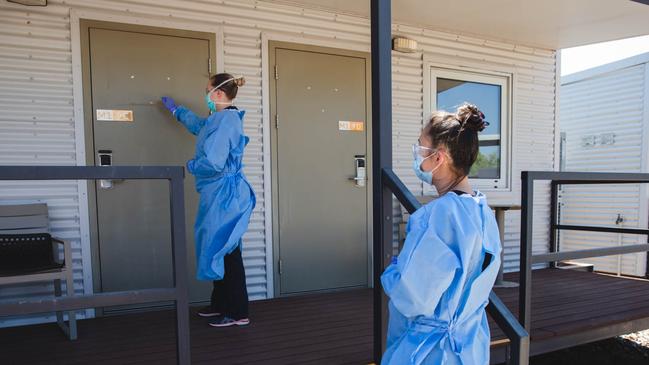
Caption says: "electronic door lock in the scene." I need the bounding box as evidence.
[349,155,366,188]
[98,150,114,189]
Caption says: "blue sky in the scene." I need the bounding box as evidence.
[561,34,649,76]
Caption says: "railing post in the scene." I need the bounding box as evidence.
[509,336,530,365]
[549,181,559,268]
[169,174,191,365]
[519,172,534,331]
[371,0,392,361]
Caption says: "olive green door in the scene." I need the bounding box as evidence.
[272,44,370,295]
[85,23,215,308]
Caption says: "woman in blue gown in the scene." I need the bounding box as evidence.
[381,103,501,364]
[162,73,255,328]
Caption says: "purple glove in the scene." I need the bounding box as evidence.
[161,96,177,114]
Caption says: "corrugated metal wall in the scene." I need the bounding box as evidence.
[0,0,557,326]
[560,64,647,276]
[0,4,85,327]
[222,27,268,298]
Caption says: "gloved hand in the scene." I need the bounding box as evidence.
[161,96,177,114]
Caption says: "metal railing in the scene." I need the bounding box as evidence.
[0,166,191,365]
[382,169,530,365]
[519,171,649,332]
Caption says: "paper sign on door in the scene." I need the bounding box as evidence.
[96,109,134,122]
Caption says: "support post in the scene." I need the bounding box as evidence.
[494,207,518,288]
[371,0,392,361]
[495,208,506,282]
[549,181,559,268]
[519,172,534,331]
[169,175,191,365]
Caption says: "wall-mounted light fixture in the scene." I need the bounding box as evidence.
[392,36,418,53]
[7,0,47,6]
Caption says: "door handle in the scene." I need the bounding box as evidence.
[349,155,366,188]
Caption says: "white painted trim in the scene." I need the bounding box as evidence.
[69,9,94,319]
[70,8,224,36]
[554,51,561,172]
[422,60,514,196]
[420,53,430,196]
[505,70,516,198]
[260,33,275,298]
[260,32,371,297]
[262,32,370,53]
[639,62,649,276]
[216,28,225,73]
[69,9,224,308]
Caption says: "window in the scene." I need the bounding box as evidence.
[426,67,511,191]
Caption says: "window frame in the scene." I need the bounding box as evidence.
[423,65,513,194]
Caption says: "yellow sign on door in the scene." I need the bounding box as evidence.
[338,120,364,132]
[96,109,134,122]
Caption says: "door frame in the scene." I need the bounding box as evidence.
[267,40,373,297]
[75,16,218,315]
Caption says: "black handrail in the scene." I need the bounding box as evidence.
[520,171,649,332]
[382,169,421,214]
[382,168,530,365]
[487,292,530,365]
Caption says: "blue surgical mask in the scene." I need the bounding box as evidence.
[205,88,217,113]
[412,144,439,185]
[413,154,433,185]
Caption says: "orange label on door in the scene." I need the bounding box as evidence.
[339,121,364,132]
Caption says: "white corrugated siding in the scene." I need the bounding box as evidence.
[560,64,647,276]
[0,0,557,326]
[0,4,87,327]
[223,28,268,298]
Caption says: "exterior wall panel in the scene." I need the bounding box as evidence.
[560,64,647,276]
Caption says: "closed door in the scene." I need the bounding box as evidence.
[86,24,214,307]
[272,45,370,295]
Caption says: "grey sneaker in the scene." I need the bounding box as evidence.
[208,316,250,327]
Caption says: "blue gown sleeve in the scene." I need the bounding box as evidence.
[381,201,461,318]
[174,106,208,135]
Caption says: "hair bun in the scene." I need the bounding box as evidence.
[456,103,488,132]
[234,76,246,87]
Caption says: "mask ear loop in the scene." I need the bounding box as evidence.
[423,151,443,174]
[207,85,233,107]
[209,76,244,106]
[206,88,232,107]
[417,149,439,173]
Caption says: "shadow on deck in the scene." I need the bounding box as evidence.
[2,268,649,364]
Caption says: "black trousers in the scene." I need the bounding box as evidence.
[210,245,249,319]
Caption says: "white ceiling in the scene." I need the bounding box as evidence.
[266,0,649,49]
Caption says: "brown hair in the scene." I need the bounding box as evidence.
[209,73,245,100]
[423,103,487,187]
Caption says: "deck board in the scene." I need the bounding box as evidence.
[2,268,649,364]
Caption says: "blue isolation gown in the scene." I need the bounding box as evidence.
[381,191,501,365]
[174,106,256,281]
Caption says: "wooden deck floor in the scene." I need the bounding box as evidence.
[489,268,649,361]
[2,268,649,364]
